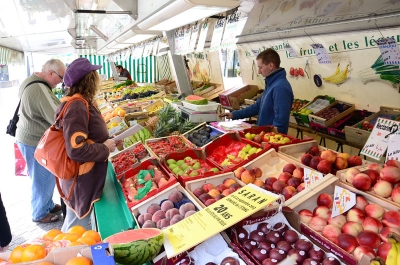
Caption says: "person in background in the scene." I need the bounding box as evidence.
[59,58,121,231]
[16,59,66,223]
[0,193,12,252]
[115,65,132,80]
[219,48,294,134]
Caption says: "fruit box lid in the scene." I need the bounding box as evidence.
[160,149,224,187]
[119,158,178,209]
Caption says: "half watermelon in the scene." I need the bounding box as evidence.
[185,95,208,105]
[104,228,163,265]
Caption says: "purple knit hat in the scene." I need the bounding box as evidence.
[63,58,102,87]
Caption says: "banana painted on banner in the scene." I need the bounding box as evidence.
[323,64,349,85]
[323,63,341,81]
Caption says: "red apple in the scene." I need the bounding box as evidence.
[293,168,304,180]
[320,150,337,164]
[282,163,297,175]
[356,230,381,249]
[317,193,333,208]
[308,146,320,156]
[310,156,321,170]
[265,177,277,187]
[337,233,359,253]
[317,160,332,174]
[287,177,302,188]
[348,156,363,167]
[352,173,372,191]
[301,154,313,166]
[278,172,292,184]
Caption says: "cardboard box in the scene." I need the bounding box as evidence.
[201,84,225,100]
[292,95,335,127]
[289,175,397,265]
[309,100,355,128]
[345,106,400,145]
[219,85,260,110]
[107,116,128,136]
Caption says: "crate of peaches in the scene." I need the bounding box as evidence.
[204,132,268,171]
[278,141,367,175]
[119,159,177,208]
[289,175,400,265]
[232,149,329,206]
[336,159,400,208]
[161,149,223,186]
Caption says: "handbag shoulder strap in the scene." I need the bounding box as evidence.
[12,81,52,119]
[56,95,90,123]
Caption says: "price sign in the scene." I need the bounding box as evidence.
[375,37,400,65]
[303,168,323,188]
[196,22,209,52]
[180,26,192,54]
[332,186,356,217]
[187,23,200,54]
[152,39,159,56]
[386,134,400,162]
[361,118,400,160]
[220,14,240,49]
[163,184,279,258]
[174,29,184,55]
[210,19,226,52]
[285,43,298,57]
[310,44,332,64]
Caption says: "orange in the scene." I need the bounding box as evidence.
[21,245,46,262]
[53,233,66,241]
[37,262,55,265]
[112,109,119,117]
[43,229,62,241]
[68,241,85,247]
[82,230,101,242]
[65,257,93,265]
[77,236,96,246]
[62,233,81,242]
[118,109,126,117]
[9,245,28,263]
[67,226,86,237]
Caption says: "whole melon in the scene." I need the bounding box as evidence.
[104,228,163,265]
[185,95,208,105]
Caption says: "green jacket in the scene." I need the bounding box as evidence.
[16,74,60,146]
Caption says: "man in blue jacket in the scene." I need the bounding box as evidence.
[220,48,294,134]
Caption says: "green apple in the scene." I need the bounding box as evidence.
[176,160,184,166]
[172,166,182,174]
[169,164,178,169]
[192,162,201,170]
[248,147,257,155]
[227,154,236,160]
[243,144,252,153]
[189,170,198,176]
[245,132,252,140]
[282,137,291,144]
[238,151,247,159]
[256,148,263,153]
[209,168,219,173]
[180,163,189,170]
[167,159,176,165]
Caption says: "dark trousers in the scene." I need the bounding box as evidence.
[60,198,67,219]
[0,193,12,247]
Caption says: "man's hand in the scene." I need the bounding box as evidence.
[219,112,233,119]
[0,245,9,252]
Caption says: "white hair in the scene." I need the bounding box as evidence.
[42,59,66,73]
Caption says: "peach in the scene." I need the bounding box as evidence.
[320,150,337,164]
[223,178,236,188]
[283,163,297,175]
[192,188,206,197]
[353,245,376,261]
[337,233,359,253]
[347,208,365,224]
[282,186,297,200]
[272,180,287,192]
[253,179,264,187]
[317,193,333,208]
[354,195,369,211]
[137,213,152,226]
[234,167,246,179]
[348,156,363,167]
[301,153,313,166]
[170,214,184,225]
[156,218,170,229]
[308,216,327,232]
[373,180,393,198]
[377,242,392,261]
[297,183,305,192]
[222,189,233,196]
[365,204,385,220]
[362,217,383,233]
[334,157,348,170]
[310,156,322,170]
[313,206,332,220]
[342,221,363,237]
[214,194,225,201]
[385,159,400,169]
[216,184,227,193]
[179,203,195,216]
[293,168,304,180]
[160,200,175,211]
[346,168,361,184]
[356,230,381,249]
[337,152,350,160]
[368,163,383,173]
[198,193,212,203]
[204,198,217,206]
[142,220,156,228]
[185,210,196,218]
[391,186,400,204]
[299,209,313,224]
[352,173,372,191]
[328,215,347,228]
[380,166,400,184]
[382,210,400,229]
[229,183,241,192]
[202,183,215,193]
[363,169,380,185]
[308,146,320,156]
[241,170,256,184]
[208,188,220,198]
[165,208,180,220]
[168,191,183,203]
[317,160,332,174]
[321,224,341,244]
[147,204,161,215]
[287,177,302,188]
[380,227,400,242]
[152,210,166,222]
[252,167,263,178]
[265,177,277,186]
[278,172,292,184]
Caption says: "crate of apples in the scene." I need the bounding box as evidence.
[337,159,400,207]
[291,176,400,265]
[185,173,243,207]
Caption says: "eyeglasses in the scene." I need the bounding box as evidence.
[53,71,63,80]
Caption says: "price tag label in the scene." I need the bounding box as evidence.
[310,44,332,64]
[303,168,323,188]
[152,40,159,56]
[361,118,400,160]
[187,24,199,54]
[285,43,298,57]
[386,134,400,162]
[196,23,209,52]
[163,184,279,258]
[375,37,400,65]
[210,19,226,52]
[332,186,356,217]
[180,26,192,55]
[174,29,184,55]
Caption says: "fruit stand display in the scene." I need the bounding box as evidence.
[309,101,355,133]
[292,95,335,127]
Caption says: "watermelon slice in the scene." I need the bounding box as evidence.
[185,95,208,105]
[104,228,163,265]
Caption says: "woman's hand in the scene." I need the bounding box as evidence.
[103,139,118,152]
[0,245,9,252]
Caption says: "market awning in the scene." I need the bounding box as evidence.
[0,46,24,65]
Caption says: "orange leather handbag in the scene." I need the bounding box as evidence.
[34,95,89,200]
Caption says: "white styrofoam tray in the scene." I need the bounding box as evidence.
[181,101,220,112]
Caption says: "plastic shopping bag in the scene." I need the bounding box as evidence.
[14,143,28,176]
